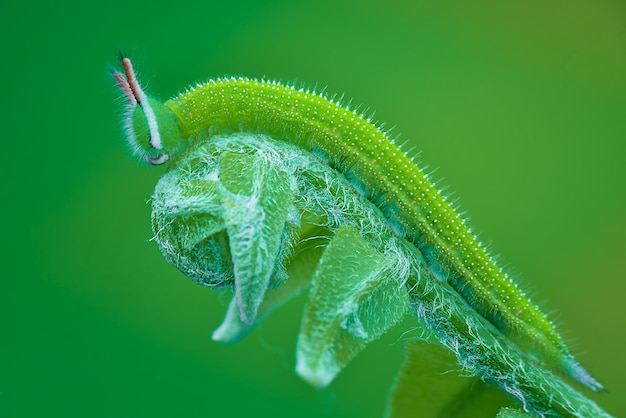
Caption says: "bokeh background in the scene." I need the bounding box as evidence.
[1,0,624,416]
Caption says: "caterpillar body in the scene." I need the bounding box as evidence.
[113,57,604,415]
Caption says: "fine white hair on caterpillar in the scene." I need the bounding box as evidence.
[113,56,609,417]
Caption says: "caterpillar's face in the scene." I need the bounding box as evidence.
[125,98,181,165]
[113,57,182,165]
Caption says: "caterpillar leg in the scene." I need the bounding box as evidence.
[218,151,296,325]
[296,225,409,387]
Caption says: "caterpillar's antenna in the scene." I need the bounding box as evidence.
[122,57,147,106]
[113,70,136,105]
[113,56,148,107]
[113,56,163,151]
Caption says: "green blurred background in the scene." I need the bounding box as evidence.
[1,0,624,416]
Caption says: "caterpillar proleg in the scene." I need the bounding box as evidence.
[113,56,608,417]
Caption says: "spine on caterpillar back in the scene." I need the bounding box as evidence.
[164,77,599,390]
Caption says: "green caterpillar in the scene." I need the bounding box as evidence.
[113,57,605,415]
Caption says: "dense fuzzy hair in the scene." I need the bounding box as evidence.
[117,57,606,416]
[150,133,608,416]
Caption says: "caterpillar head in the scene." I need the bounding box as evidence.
[113,57,182,165]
